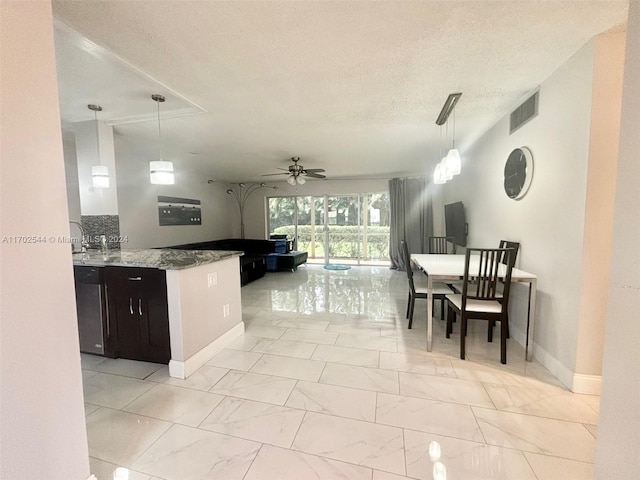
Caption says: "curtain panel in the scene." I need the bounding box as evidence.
[389,177,433,270]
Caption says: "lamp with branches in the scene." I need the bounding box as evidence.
[226,182,278,238]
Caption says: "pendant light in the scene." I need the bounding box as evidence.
[433,124,446,184]
[445,102,461,176]
[150,94,175,185]
[89,104,109,188]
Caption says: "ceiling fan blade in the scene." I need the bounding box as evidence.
[303,168,325,173]
[304,172,326,179]
[261,172,289,176]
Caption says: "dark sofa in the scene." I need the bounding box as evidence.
[167,238,306,286]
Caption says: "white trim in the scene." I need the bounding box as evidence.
[169,322,244,379]
[509,325,601,394]
[87,475,98,480]
[532,341,575,390]
[571,373,602,395]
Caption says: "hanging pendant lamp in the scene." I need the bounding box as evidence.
[150,94,175,185]
[445,106,461,176]
[88,104,110,188]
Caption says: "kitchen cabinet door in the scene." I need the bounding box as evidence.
[105,267,171,364]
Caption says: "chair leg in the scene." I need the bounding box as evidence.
[440,298,445,320]
[406,293,411,319]
[408,295,415,329]
[446,305,452,338]
[500,319,508,364]
[488,320,494,343]
[460,316,467,359]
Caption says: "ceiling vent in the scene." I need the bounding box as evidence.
[510,91,539,134]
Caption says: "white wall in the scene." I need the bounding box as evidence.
[575,31,626,378]
[64,136,82,222]
[105,135,233,248]
[596,1,640,477]
[441,30,625,389]
[241,177,391,239]
[0,2,90,478]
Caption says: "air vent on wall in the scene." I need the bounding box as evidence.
[510,91,539,134]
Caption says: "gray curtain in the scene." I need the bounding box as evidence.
[389,177,433,270]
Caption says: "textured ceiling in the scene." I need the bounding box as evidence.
[52,0,628,182]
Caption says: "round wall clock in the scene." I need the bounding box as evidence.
[504,147,534,200]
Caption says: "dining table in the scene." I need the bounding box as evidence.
[411,253,538,361]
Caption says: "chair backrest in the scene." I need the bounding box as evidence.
[400,240,416,294]
[462,247,516,311]
[498,240,520,265]
[428,236,456,254]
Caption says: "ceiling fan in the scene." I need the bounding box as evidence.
[262,157,326,185]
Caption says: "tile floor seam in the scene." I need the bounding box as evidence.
[241,442,266,480]
[472,403,600,426]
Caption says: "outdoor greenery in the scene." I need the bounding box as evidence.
[268,193,390,262]
[272,225,390,261]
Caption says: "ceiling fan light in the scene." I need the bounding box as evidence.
[287,175,297,186]
[296,176,306,185]
[91,165,110,188]
[446,149,461,176]
[150,160,175,185]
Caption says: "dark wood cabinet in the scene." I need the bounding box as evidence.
[104,267,171,364]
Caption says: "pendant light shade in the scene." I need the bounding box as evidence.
[442,157,453,180]
[92,165,110,188]
[150,160,174,185]
[446,149,461,176]
[433,163,445,184]
[150,94,175,185]
[88,104,109,188]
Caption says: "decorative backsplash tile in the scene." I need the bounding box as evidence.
[80,215,123,250]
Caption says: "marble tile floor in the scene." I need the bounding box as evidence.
[82,265,599,480]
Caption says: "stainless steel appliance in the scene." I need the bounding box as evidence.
[74,266,106,355]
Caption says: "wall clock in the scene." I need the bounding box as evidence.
[504,147,534,200]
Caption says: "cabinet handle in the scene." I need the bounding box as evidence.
[138,298,142,316]
[128,276,142,281]
[105,284,110,338]
[129,297,133,315]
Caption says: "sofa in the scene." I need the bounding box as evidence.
[167,238,307,285]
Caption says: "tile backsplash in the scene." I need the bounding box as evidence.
[80,215,123,250]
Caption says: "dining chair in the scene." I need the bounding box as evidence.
[498,240,520,266]
[401,240,453,329]
[445,247,516,364]
[428,236,457,254]
[451,239,519,295]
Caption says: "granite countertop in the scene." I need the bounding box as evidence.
[72,248,243,270]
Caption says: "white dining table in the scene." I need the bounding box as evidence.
[411,254,538,361]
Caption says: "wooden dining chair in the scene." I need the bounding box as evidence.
[445,247,516,364]
[428,236,456,254]
[401,240,453,329]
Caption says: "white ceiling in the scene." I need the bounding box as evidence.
[52,0,628,183]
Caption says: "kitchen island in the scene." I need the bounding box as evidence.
[73,248,244,379]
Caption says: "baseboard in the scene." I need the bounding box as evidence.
[510,325,601,394]
[169,322,244,379]
[531,342,575,390]
[571,373,602,395]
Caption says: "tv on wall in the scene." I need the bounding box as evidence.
[444,201,467,246]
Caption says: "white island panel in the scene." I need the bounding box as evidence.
[167,255,244,378]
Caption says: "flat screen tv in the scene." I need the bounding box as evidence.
[444,201,467,246]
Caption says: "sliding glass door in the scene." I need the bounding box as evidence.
[268,192,390,266]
